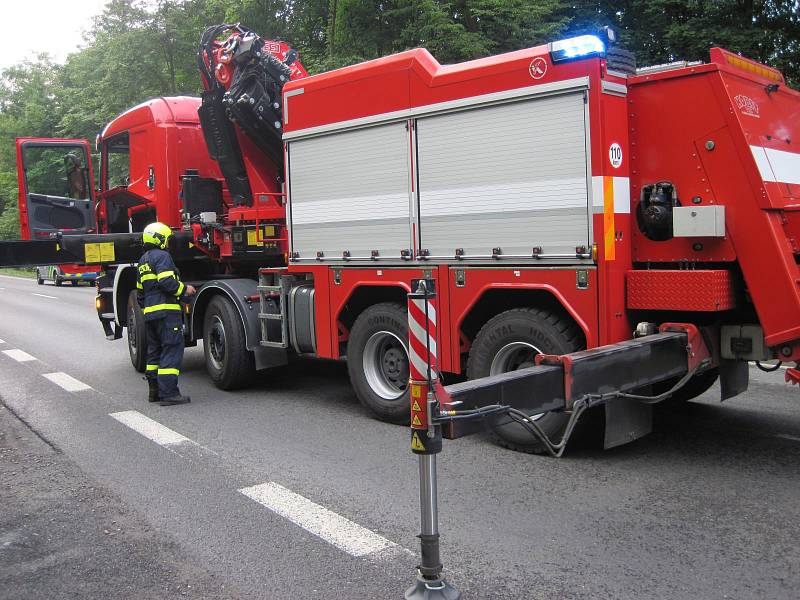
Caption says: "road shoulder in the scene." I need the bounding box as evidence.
[0,403,233,599]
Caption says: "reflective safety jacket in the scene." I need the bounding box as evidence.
[136,248,186,321]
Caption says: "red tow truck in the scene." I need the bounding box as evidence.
[2,26,798,452]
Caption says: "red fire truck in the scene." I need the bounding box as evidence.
[3,26,799,452]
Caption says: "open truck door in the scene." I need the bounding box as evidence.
[16,138,96,240]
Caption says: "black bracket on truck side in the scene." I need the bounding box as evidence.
[190,278,288,371]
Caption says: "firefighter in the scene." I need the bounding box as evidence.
[137,222,196,406]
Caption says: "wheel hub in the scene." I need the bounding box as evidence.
[208,315,226,370]
[127,305,137,351]
[363,331,409,400]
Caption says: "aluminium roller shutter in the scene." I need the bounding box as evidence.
[416,92,590,259]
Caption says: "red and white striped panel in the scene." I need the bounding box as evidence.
[407,293,438,382]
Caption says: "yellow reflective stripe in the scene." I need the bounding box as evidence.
[136,281,143,289]
[157,270,176,280]
[175,281,185,297]
[145,364,158,371]
[140,273,157,282]
[157,368,180,376]
[142,303,181,314]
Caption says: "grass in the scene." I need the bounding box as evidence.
[0,267,36,278]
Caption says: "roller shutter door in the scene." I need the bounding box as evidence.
[288,122,410,260]
[416,92,590,259]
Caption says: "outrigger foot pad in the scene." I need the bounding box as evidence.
[405,575,461,600]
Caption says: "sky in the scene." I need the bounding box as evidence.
[1,0,109,70]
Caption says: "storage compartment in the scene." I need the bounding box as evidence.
[287,122,411,261]
[415,92,591,259]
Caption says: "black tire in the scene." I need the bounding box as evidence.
[467,308,583,454]
[656,367,719,407]
[36,271,44,285]
[54,277,63,286]
[203,296,255,390]
[127,290,147,373]
[71,280,79,286]
[606,46,637,75]
[347,302,410,424]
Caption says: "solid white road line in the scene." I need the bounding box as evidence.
[239,482,397,557]
[110,410,190,446]
[2,349,36,362]
[42,372,92,392]
[32,293,57,299]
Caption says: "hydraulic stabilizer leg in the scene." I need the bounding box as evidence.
[405,279,460,600]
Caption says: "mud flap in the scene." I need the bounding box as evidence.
[603,397,653,449]
[719,359,749,400]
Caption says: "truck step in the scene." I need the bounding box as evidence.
[100,313,116,320]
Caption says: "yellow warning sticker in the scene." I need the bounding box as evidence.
[411,399,421,412]
[411,431,426,452]
[84,243,100,263]
[99,242,115,262]
[247,229,259,246]
[411,384,422,398]
[412,414,423,427]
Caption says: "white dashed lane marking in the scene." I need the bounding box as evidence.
[2,349,36,362]
[239,482,399,558]
[32,293,57,299]
[42,372,92,392]
[108,411,217,457]
[110,410,191,446]
[0,339,5,344]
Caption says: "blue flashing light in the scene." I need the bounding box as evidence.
[549,35,606,63]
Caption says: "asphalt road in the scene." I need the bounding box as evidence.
[0,273,798,600]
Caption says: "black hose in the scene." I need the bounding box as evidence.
[756,361,782,372]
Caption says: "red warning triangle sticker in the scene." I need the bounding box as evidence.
[412,400,422,412]
[412,414,423,426]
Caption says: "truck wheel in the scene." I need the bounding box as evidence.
[347,303,410,424]
[55,276,63,286]
[127,290,147,373]
[71,280,79,286]
[36,270,44,285]
[467,308,583,454]
[203,296,255,390]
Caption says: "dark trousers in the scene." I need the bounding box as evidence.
[145,313,184,399]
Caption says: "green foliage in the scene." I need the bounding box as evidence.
[0,0,798,239]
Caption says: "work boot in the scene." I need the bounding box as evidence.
[146,378,159,403]
[159,395,191,406]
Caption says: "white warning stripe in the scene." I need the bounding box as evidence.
[2,349,36,362]
[750,145,800,185]
[42,372,91,392]
[240,482,397,557]
[411,298,436,326]
[591,176,631,213]
[408,317,437,359]
[110,410,190,446]
[409,350,435,381]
